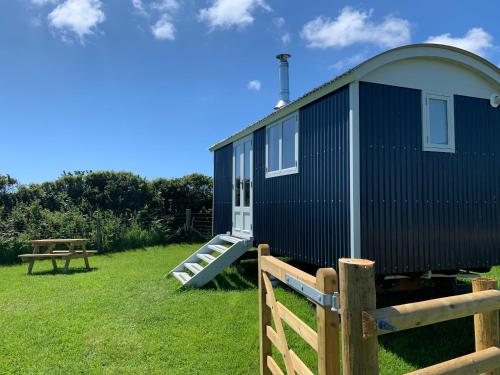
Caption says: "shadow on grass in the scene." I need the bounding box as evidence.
[203,259,259,290]
[377,280,475,369]
[201,254,321,291]
[379,317,474,369]
[28,267,98,276]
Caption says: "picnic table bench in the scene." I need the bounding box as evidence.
[18,239,97,274]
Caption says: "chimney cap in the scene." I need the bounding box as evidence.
[276,53,291,61]
[274,99,289,110]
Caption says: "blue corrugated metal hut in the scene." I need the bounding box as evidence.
[210,44,500,276]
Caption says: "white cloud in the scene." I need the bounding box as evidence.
[48,0,105,42]
[199,0,271,29]
[152,14,175,40]
[132,0,179,40]
[281,33,291,45]
[301,7,410,49]
[31,15,43,27]
[273,16,285,28]
[425,28,493,57]
[330,53,366,71]
[132,0,147,15]
[273,17,290,44]
[247,80,261,91]
[31,0,58,5]
[151,0,179,12]
[132,0,179,15]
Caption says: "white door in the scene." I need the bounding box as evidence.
[232,135,253,239]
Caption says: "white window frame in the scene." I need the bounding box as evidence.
[265,112,299,178]
[422,91,455,153]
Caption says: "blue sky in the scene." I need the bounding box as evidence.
[1,0,499,184]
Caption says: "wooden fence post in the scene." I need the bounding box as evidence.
[472,277,499,375]
[316,268,340,375]
[258,244,272,375]
[185,209,192,230]
[339,258,378,375]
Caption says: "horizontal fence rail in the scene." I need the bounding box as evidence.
[260,254,317,288]
[363,289,500,337]
[406,346,500,375]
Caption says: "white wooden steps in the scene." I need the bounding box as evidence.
[170,234,251,288]
[207,244,228,253]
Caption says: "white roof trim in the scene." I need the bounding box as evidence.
[209,44,500,152]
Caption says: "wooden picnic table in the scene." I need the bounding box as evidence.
[18,239,97,275]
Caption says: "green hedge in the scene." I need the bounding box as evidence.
[0,171,212,265]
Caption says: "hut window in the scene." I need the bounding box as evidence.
[422,92,455,153]
[265,112,299,178]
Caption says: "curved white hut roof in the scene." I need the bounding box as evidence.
[210,44,500,151]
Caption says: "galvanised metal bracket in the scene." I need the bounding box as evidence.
[284,273,341,313]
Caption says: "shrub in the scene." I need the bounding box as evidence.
[0,172,213,265]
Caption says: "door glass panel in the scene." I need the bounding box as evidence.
[234,144,242,207]
[429,98,448,145]
[244,141,251,207]
[268,125,280,171]
[282,116,296,169]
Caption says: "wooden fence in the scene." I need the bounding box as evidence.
[258,246,500,375]
[341,258,500,375]
[259,245,340,375]
[173,209,213,237]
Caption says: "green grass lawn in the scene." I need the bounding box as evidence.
[0,244,498,374]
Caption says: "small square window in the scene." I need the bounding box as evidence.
[265,113,299,178]
[423,92,455,153]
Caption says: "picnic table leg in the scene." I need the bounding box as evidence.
[62,242,73,274]
[49,244,57,271]
[63,257,71,273]
[27,259,35,275]
[82,242,90,269]
[27,244,39,275]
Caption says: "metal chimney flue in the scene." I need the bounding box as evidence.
[274,53,291,110]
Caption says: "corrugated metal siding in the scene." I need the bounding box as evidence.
[213,144,232,235]
[253,86,350,268]
[359,81,500,274]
